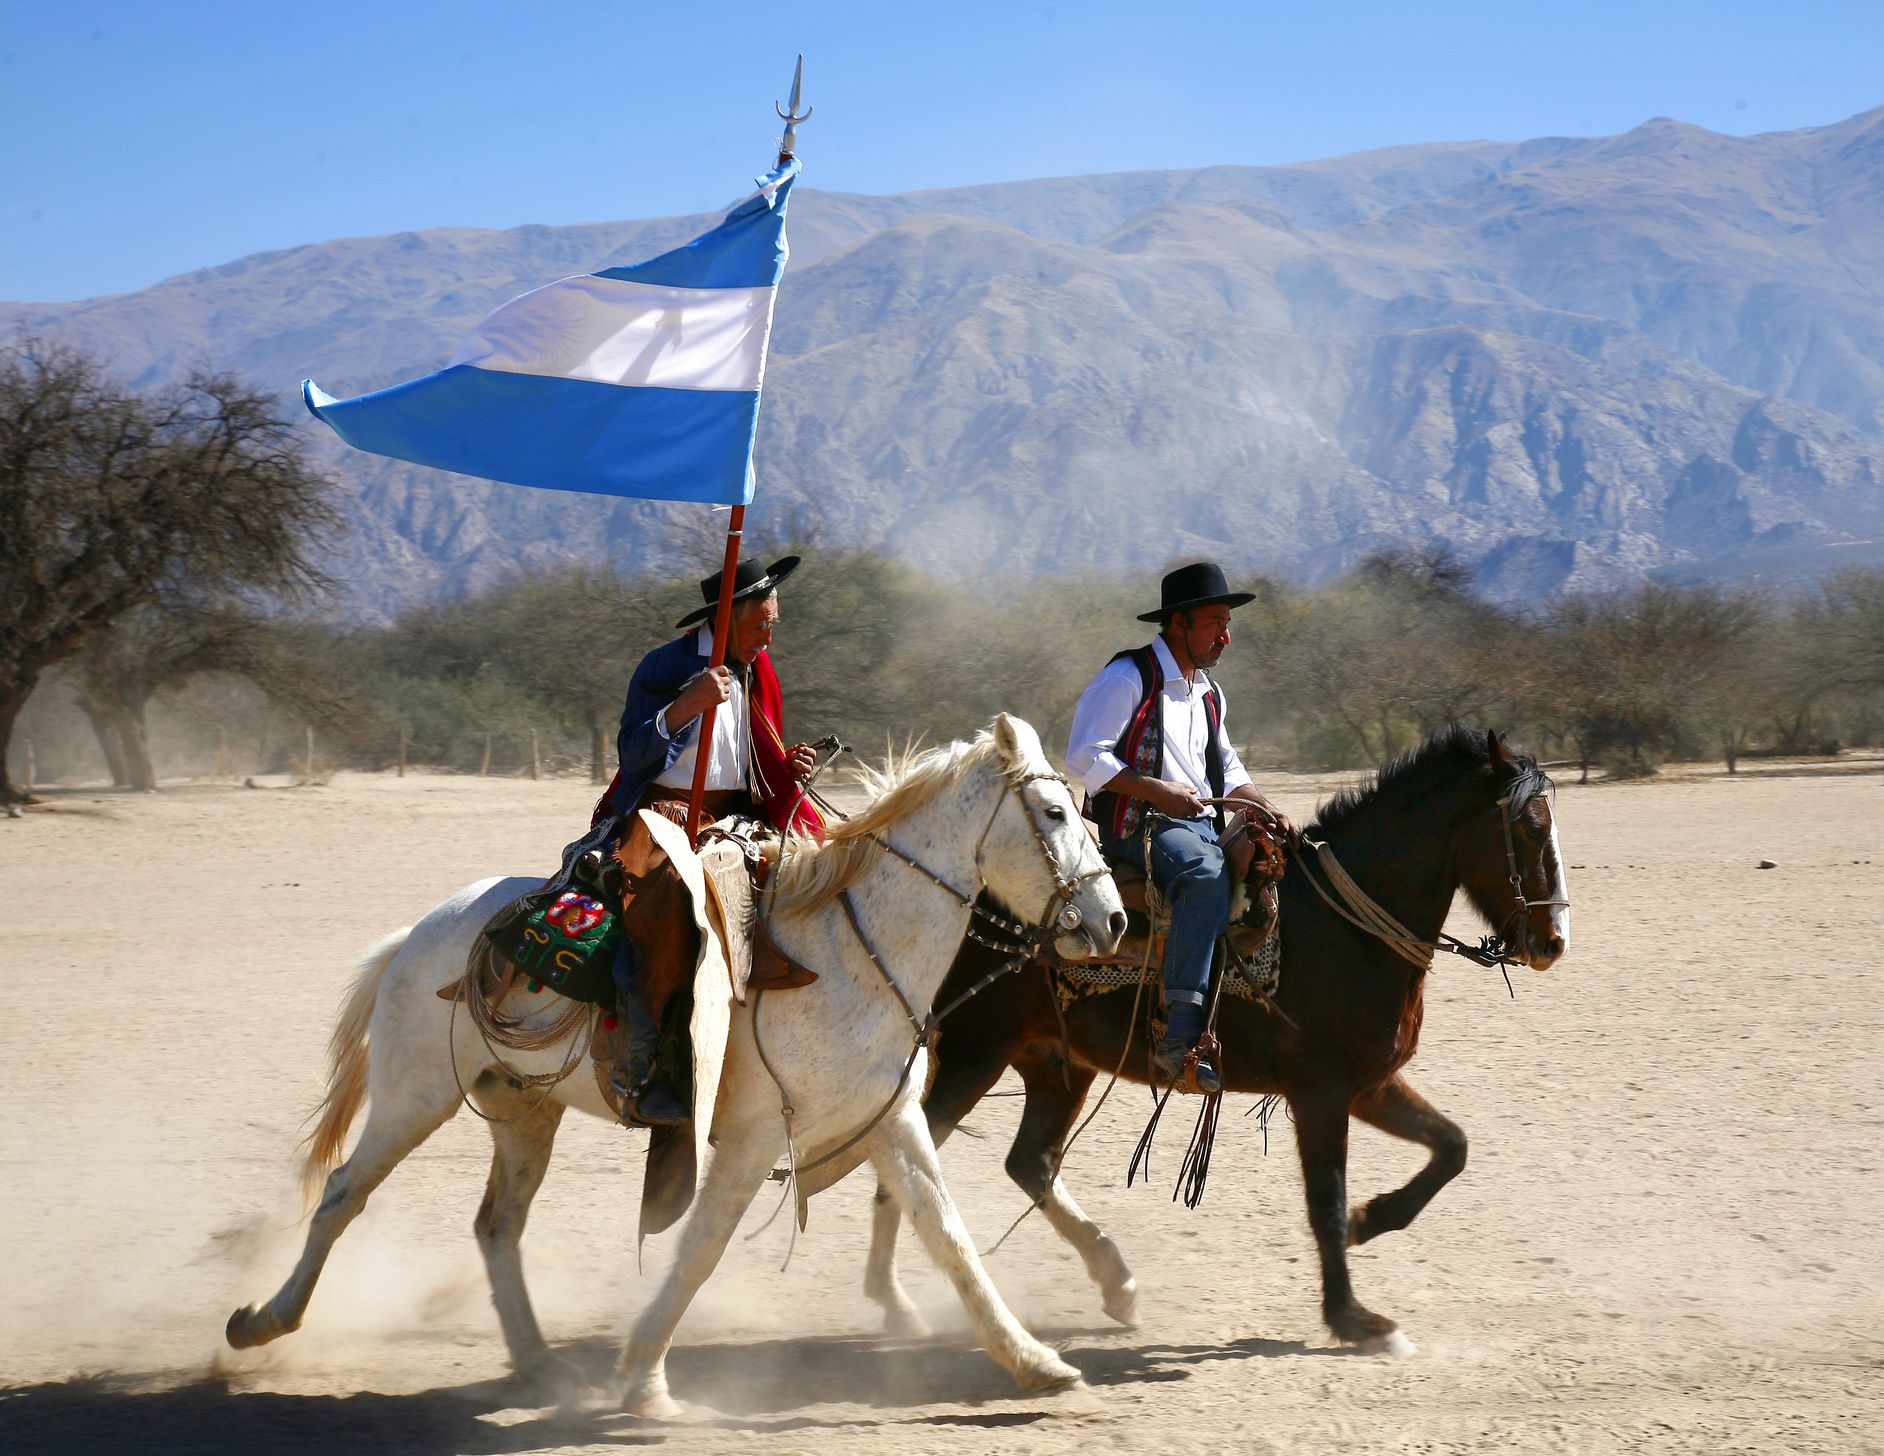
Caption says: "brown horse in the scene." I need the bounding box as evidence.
[863,725,1569,1354]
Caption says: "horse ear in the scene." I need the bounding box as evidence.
[992,712,1021,765]
[1487,729,1521,778]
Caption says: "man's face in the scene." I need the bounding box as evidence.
[728,592,780,665]
[1177,604,1233,669]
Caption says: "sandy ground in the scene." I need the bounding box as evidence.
[2,756,1882,1454]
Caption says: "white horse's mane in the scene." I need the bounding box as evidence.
[770,731,1019,917]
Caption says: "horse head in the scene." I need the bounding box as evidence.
[986,714,1127,961]
[1454,730,1570,971]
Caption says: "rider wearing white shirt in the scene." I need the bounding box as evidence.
[651,622,752,792]
[1065,562,1293,1092]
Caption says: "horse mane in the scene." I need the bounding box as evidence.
[1308,723,1549,838]
[770,731,1014,917]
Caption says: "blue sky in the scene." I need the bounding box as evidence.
[5,0,1881,302]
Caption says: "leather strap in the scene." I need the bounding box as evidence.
[749,921,819,990]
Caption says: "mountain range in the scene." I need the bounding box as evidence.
[8,105,1884,611]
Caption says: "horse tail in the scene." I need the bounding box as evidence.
[298,927,409,1209]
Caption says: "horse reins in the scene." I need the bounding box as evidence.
[1293,784,1570,976]
[751,761,1113,1234]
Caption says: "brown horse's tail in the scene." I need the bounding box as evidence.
[297,928,409,1211]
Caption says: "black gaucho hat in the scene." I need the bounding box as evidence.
[675,554,801,629]
[1136,560,1257,623]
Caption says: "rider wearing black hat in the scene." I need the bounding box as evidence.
[599,554,818,829]
[594,553,820,1123]
[1065,561,1293,1092]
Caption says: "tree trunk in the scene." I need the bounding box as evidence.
[480,733,492,777]
[122,702,157,792]
[397,725,408,778]
[530,728,541,781]
[1723,735,1738,774]
[588,712,607,785]
[0,688,33,804]
[80,700,132,787]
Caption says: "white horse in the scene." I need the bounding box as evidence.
[227,714,1125,1414]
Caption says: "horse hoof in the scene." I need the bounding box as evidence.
[515,1350,588,1400]
[1015,1354,1084,1393]
[224,1306,276,1350]
[1357,1329,1418,1358]
[623,1389,685,1420]
[882,1303,932,1339]
[1101,1280,1139,1327]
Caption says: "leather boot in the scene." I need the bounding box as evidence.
[609,993,688,1126]
[1152,1032,1222,1094]
[1154,1000,1223,1095]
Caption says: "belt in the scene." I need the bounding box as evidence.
[637,785,755,818]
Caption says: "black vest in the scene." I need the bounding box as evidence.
[1088,645,1225,840]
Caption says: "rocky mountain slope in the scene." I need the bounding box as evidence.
[8,108,1884,610]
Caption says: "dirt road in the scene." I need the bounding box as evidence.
[2,759,1880,1453]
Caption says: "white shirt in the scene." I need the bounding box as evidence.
[1065,636,1253,803]
[653,626,750,791]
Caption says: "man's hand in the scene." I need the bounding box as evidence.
[787,741,817,782]
[1232,788,1296,839]
[1141,777,1207,819]
[668,665,732,729]
[1101,769,1207,820]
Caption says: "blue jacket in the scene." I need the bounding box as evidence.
[607,631,733,816]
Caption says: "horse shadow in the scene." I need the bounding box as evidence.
[0,1328,1316,1452]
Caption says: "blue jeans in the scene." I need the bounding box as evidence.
[1102,814,1229,1008]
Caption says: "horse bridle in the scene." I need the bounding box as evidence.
[763,763,1113,1193]
[1486,786,1571,967]
[1294,777,1571,977]
[868,766,1114,956]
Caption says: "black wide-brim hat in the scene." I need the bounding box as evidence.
[675,554,801,629]
[1136,560,1257,623]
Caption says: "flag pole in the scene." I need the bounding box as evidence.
[685,57,809,845]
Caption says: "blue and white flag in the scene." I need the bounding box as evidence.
[303,161,799,505]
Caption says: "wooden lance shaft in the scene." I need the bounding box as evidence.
[685,58,806,840]
[685,505,745,842]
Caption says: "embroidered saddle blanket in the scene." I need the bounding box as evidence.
[1060,813,1288,1004]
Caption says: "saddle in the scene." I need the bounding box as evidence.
[693,825,819,1001]
[585,816,818,1128]
[1058,811,1287,973]
[1096,859,1171,968]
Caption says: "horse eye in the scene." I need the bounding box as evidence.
[1045,804,1066,821]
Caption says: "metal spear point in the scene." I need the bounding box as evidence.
[775,53,812,162]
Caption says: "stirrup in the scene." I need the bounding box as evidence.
[1153,1031,1222,1095]
[618,1076,688,1127]
[1182,1032,1223,1096]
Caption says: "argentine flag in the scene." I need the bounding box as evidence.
[303,162,799,505]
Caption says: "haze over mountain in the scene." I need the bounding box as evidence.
[8,106,1884,611]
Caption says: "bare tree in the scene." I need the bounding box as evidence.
[1795,567,1884,695]
[0,338,337,801]
[1257,552,1513,765]
[1545,582,1765,779]
[69,606,369,789]
[379,564,674,782]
